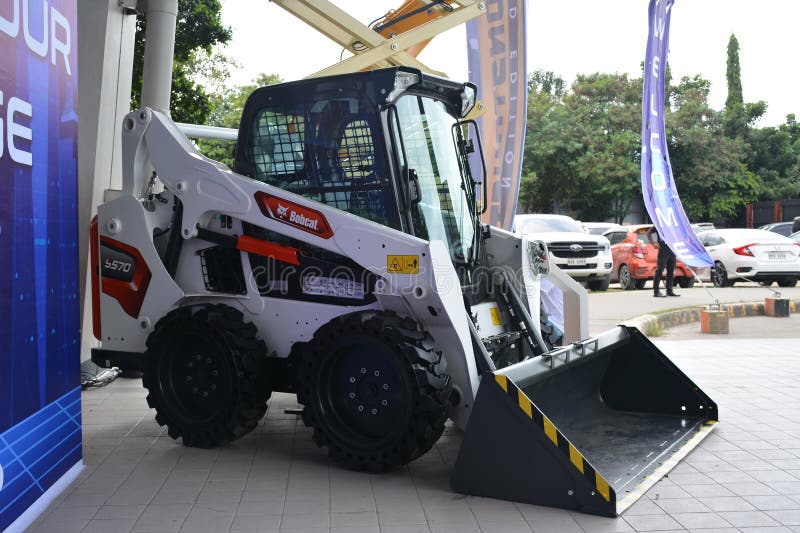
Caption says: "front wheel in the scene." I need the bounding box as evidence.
[295,311,451,472]
[586,277,610,291]
[143,305,270,448]
[618,264,635,290]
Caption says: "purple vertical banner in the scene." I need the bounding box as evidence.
[466,0,527,231]
[641,0,713,267]
[0,0,82,529]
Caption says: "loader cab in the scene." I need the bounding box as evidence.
[233,67,483,267]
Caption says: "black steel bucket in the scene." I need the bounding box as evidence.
[451,326,717,516]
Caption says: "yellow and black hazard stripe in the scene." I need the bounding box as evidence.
[493,374,615,503]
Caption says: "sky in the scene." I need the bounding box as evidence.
[220,1,799,127]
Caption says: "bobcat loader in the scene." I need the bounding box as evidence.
[91,67,716,516]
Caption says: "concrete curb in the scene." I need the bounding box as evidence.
[623,298,800,335]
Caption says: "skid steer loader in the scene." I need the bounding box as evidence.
[91,67,716,516]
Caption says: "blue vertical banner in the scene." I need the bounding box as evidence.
[466,0,527,231]
[0,0,81,529]
[641,0,713,267]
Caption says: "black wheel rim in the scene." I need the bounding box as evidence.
[318,337,411,447]
[158,333,234,424]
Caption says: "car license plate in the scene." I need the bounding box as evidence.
[567,258,586,266]
[768,251,787,261]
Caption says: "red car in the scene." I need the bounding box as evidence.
[602,225,695,290]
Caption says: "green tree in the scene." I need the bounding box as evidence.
[747,117,800,200]
[528,69,565,98]
[722,34,766,143]
[567,73,642,223]
[522,68,760,225]
[725,34,743,110]
[521,72,643,223]
[521,72,584,215]
[667,75,760,221]
[720,35,797,202]
[195,73,283,167]
[131,0,232,124]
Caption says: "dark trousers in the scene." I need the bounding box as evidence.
[653,248,676,293]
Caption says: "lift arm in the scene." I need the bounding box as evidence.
[270,0,486,78]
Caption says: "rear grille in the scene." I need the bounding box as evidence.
[549,242,602,259]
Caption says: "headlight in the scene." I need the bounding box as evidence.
[527,240,549,277]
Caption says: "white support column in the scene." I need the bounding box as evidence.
[77,0,137,360]
[140,0,178,113]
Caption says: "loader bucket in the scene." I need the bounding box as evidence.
[451,326,717,517]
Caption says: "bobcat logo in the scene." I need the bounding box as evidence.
[275,204,289,218]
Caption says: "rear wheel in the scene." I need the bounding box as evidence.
[586,277,610,292]
[618,265,635,290]
[143,305,270,448]
[677,277,695,289]
[295,311,450,472]
[778,278,798,288]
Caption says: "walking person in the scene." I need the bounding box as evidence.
[648,226,680,297]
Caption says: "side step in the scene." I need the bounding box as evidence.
[451,326,717,517]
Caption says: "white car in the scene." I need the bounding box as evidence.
[582,221,622,236]
[698,228,800,287]
[515,214,613,291]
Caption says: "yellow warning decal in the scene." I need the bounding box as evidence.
[518,393,533,419]
[543,416,558,445]
[569,444,584,473]
[489,307,502,326]
[595,472,611,501]
[387,255,419,274]
[494,374,508,392]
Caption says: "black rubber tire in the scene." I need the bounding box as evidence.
[778,278,798,288]
[586,277,610,291]
[618,265,635,290]
[712,261,733,287]
[677,277,695,289]
[143,304,270,448]
[294,311,451,472]
[759,281,774,287]
[633,279,647,290]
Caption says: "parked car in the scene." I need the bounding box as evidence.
[603,225,695,290]
[758,221,794,237]
[582,222,622,236]
[514,214,613,291]
[698,228,800,287]
[691,222,716,234]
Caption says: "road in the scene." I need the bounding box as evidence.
[587,281,800,336]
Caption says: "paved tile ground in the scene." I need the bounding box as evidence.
[25,336,800,533]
